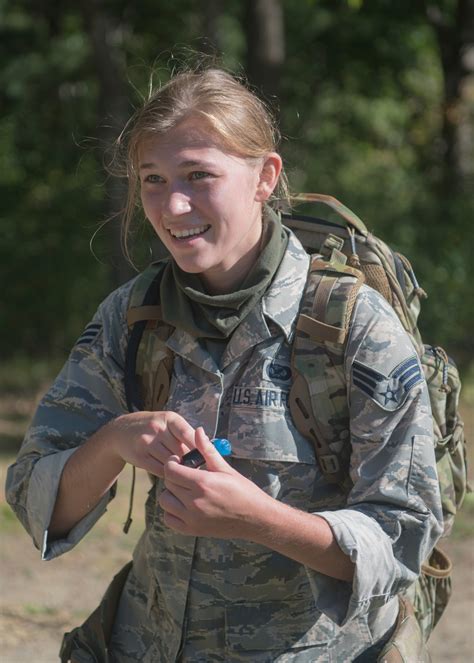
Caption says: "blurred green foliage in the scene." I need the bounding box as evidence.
[0,0,472,370]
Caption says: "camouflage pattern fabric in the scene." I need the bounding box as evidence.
[5,232,443,662]
[405,540,452,644]
[420,346,466,537]
[375,595,431,663]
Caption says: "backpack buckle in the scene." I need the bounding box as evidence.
[321,234,344,258]
[319,454,341,474]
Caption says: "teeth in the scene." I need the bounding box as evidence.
[170,225,210,239]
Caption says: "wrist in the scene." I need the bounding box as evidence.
[94,417,127,473]
[238,490,284,545]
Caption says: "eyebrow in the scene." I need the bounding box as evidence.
[139,159,216,171]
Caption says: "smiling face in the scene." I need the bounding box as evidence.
[139,116,281,294]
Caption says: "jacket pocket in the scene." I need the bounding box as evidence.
[225,597,335,653]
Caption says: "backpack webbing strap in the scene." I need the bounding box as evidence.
[302,257,365,344]
[124,261,169,412]
[314,273,339,319]
[123,264,168,534]
[125,293,163,413]
[126,305,162,327]
[291,193,369,237]
[311,255,362,277]
[290,372,350,484]
[296,314,347,344]
[290,255,365,490]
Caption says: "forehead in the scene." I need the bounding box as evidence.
[138,117,229,163]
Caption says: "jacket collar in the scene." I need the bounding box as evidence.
[262,230,309,343]
[166,231,309,372]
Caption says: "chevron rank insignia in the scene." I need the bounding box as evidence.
[75,322,102,347]
[352,355,424,411]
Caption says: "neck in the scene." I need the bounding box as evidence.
[201,218,265,295]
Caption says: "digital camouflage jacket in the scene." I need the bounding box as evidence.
[6,232,443,662]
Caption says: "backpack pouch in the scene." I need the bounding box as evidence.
[376,595,431,663]
[421,345,467,535]
[410,546,452,642]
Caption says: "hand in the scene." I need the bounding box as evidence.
[106,411,196,478]
[159,428,272,538]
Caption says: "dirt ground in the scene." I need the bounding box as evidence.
[0,460,149,663]
[1,387,473,662]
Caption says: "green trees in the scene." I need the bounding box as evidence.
[1,0,472,368]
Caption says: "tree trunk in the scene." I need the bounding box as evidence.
[81,0,134,287]
[244,0,285,101]
[199,0,223,55]
[426,0,474,194]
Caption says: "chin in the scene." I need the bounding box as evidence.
[173,256,210,275]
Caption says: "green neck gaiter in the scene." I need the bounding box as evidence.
[160,208,288,340]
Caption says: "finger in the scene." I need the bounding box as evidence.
[146,429,191,460]
[195,426,211,450]
[158,488,186,517]
[195,428,232,473]
[162,511,189,534]
[147,438,187,464]
[163,455,204,487]
[167,413,198,452]
[163,456,193,493]
[134,455,164,478]
[129,453,163,478]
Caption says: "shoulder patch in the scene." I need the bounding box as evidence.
[75,322,102,347]
[352,355,424,411]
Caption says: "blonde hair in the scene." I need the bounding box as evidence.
[113,67,290,262]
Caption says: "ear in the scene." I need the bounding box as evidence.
[255,153,283,202]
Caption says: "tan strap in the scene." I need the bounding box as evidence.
[421,546,452,578]
[320,233,344,260]
[313,273,337,319]
[310,261,366,335]
[310,256,362,278]
[291,192,369,236]
[297,313,347,344]
[289,261,366,491]
[126,305,162,327]
[289,373,349,486]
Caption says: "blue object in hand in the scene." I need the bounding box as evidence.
[212,438,232,457]
[181,438,232,468]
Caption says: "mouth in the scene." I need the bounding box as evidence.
[169,224,211,240]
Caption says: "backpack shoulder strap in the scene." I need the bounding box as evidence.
[124,260,173,413]
[290,253,365,492]
[126,261,166,327]
[122,260,173,534]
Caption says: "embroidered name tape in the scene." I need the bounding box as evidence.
[230,386,289,409]
[352,355,423,411]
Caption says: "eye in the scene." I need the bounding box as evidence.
[143,174,165,184]
[189,171,212,181]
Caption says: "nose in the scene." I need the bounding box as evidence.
[164,189,192,217]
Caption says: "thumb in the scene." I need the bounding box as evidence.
[195,428,233,473]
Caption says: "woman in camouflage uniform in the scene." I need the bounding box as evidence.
[6,68,443,662]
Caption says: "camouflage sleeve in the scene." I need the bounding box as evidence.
[308,285,443,626]
[5,279,136,560]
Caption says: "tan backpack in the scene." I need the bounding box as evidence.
[124,194,468,641]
